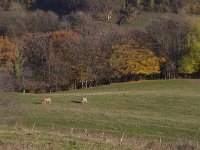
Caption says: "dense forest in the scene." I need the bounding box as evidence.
[0,0,200,93]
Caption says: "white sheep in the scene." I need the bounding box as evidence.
[41,98,51,104]
[82,97,88,104]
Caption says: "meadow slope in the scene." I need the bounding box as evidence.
[0,79,200,149]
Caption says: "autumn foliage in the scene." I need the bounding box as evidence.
[110,43,165,77]
[0,37,17,69]
[0,1,200,92]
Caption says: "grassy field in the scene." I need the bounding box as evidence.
[0,79,200,149]
[123,12,200,30]
[122,12,170,29]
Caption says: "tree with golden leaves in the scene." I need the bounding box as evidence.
[110,42,165,78]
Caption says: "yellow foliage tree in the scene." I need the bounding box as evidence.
[110,43,165,76]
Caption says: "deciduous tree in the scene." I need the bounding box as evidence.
[110,41,164,77]
[0,36,17,69]
[145,16,190,78]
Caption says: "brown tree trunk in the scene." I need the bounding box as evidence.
[74,81,77,90]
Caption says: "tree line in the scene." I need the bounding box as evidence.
[1,1,200,16]
[0,2,200,93]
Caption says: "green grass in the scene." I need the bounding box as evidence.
[0,128,118,150]
[122,12,170,29]
[123,12,200,30]
[0,79,200,148]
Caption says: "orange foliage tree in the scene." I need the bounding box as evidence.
[0,36,17,70]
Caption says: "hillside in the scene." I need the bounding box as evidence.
[0,79,200,149]
[1,1,200,149]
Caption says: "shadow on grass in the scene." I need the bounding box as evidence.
[71,100,82,104]
[32,102,42,104]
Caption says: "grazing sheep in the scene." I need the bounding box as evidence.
[82,97,87,104]
[41,98,51,104]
